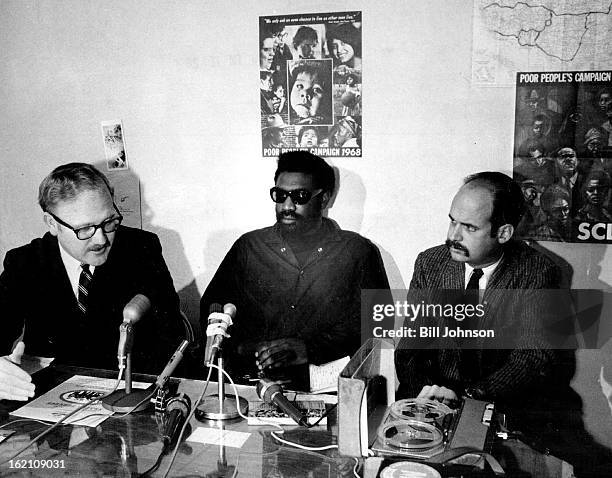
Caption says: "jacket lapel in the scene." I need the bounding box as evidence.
[443,257,464,289]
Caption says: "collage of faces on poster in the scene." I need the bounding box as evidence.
[259,11,362,158]
[513,71,612,244]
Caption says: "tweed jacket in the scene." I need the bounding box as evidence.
[395,240,563,406]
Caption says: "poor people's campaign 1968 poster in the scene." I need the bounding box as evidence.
[514,71,612,244]
[259,11,362,158]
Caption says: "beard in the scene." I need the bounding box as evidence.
[276,210,322,236]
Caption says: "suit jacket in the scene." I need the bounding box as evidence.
[0,226,183,374]
[395,240,569,410]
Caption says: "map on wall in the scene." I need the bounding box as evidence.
[472,0,612,87]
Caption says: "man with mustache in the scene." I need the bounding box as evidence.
[393,173,612,474]
[201,151,389,389]
[395,171,565,409]
[0,163,183,401]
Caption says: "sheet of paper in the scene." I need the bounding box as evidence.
[10,375,151,427]
[293,393,338,405]
[186,427,251,448]
[309,356,350,393]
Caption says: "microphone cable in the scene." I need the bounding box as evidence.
[207,364,339,453]
[160,366,213,478]
[138,440,169,477]
[161,363,341,478]
[0,368,124,466]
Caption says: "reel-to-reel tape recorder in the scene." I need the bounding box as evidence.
[371,397,495,460]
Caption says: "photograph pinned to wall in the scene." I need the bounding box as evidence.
[513,71,612,244]
[259,11,362,158]
[101,120,128,171]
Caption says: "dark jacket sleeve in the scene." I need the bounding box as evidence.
[200,240,242,324]
[395,251,437,398]
[199,240,245,373]
[127,232,185,374]
[0,249,28,355]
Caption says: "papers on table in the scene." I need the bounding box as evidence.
[10,375,151,427]
[309,356,350,394]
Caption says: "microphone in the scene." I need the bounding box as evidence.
[162,393,191,446]
[205,303,237,365]
[155,340,190,389]
[117,294,151,368]
[256,379,308,427]
[123,294,151,324]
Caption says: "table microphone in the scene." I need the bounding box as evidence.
[256,379,308,427]
[162,393,191,446]
[123,294,151,324]
[205,303,236,365]
[155,340,190,389]
[117,294,151,368]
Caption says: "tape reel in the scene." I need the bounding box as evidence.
[379,420,443,450]
[389,398,452,423]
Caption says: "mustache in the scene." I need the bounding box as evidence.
[277,211,303,220]
[445,239,469,256]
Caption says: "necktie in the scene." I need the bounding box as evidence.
[461,268,484,384]
[77,264,93,314]
[465,268,483,305]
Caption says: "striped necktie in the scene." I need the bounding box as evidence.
[77,264,93,314]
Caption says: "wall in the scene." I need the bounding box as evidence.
[0,0,610,449]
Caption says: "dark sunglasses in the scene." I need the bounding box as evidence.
[270,187,322,205]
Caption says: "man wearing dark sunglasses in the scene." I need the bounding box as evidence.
[201,151,390,390]
[0,163,183,401]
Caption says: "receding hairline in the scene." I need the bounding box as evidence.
[460,178,496,201]
[452,182,495,225]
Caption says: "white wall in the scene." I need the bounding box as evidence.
[1,0,611,448]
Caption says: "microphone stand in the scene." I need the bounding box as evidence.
[196,351,247,421]
[102,323,151,413]
[204,422,236,478]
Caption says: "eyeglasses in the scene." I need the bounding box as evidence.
[46,204,123,240]
[270,187,322,205]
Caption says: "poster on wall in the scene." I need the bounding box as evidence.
[513,71,612,243]
[99,120,141,228]
[259,11,362,158]
[101,120,128,171]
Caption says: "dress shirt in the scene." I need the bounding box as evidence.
[464,255,502,291]
[58,243,95,299]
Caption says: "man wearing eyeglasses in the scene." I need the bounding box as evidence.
[201,151,390,390]
[0,163,183,401]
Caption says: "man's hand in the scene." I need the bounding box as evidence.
[0,342,35,401]
[255,338,308,370]
[417,384,458,407]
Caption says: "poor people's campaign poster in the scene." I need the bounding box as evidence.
[259,11,362,158]
[514,71,612,243]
